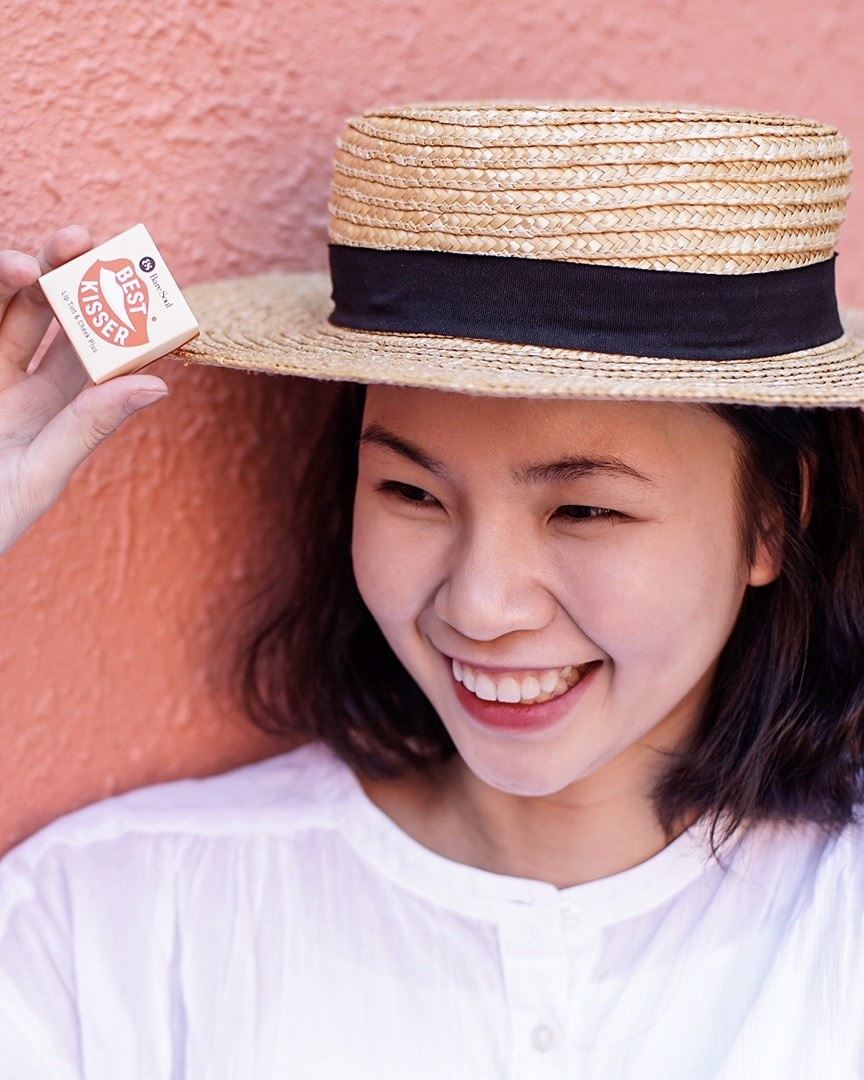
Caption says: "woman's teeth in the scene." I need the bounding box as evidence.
[451,659,589,704]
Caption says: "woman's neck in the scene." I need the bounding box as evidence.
[361,753,687,888]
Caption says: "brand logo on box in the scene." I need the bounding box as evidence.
[77,259,150,347]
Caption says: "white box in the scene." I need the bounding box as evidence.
[39,223,199,384]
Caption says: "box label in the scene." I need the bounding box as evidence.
[77,258,151,348]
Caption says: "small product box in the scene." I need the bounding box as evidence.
[39,224,199,384]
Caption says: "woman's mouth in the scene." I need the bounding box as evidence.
[451,658,594,704]
[448,656,600,733]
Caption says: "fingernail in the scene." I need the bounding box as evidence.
[126,388,169,413]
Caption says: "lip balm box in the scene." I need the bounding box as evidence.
[38,223,199,384]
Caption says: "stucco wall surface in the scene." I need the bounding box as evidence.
[1,0,863,853]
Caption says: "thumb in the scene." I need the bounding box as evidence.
[22,376,169,511]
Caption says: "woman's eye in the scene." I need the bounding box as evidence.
[553,504,622,522]
[378,481,439,506]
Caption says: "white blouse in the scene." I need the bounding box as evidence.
[0,742,862,1079]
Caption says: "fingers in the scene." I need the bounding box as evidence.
[0,339,92,447]
[34,226,93,278]
[19,376,168,523]
[0,250,41,292]
[0,226,91,317]
[0,226,93,377]
[0,250,41,324]
[28,330,89,406]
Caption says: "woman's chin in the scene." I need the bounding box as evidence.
[449,732,600,800]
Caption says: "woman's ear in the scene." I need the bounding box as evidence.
[798,450,816,530]
[748,533,782,586]
[747,451,814,588]
[747,502,784,587]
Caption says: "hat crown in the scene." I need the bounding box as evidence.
[329,103,851,274]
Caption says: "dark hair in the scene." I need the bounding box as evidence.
[243,384,864,839]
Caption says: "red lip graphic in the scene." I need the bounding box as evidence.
[77,258,150,347]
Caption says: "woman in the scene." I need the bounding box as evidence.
[1,104,864,1078]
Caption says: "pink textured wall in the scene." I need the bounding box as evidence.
[1,0,863,853]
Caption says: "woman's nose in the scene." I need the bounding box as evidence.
[432,524,557,642]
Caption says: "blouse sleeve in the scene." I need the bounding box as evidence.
[0,842,83,1079]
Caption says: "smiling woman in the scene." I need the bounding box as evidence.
[3,104,864,1078]
[244,383,864,886]
[357,392,755,876]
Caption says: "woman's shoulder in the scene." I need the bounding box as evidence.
[0,742,375,1075]
[729,813,864,932]
[0,741,355,890]
[803,813,864,908]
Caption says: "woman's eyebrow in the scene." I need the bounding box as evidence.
[359,423,449,477]
[359,425,653,486]
[515,456,654,486]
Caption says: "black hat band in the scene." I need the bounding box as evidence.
[329,245,843,361]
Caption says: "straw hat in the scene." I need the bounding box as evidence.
[179,102,864,406]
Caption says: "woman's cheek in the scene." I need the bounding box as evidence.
[553,544,673,647]
[559,536,725,666]
[352,512,393,621]
[352,510,435,627]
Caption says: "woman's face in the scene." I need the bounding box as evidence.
[352,387,778,802]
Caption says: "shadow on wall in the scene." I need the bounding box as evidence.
[200,367,348,723]
[0,358,345,853]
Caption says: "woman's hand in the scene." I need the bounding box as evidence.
[0,226,169,555]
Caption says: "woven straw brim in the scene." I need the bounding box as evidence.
[177,271,864,408]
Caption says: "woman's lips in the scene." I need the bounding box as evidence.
[451,661,599,733]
